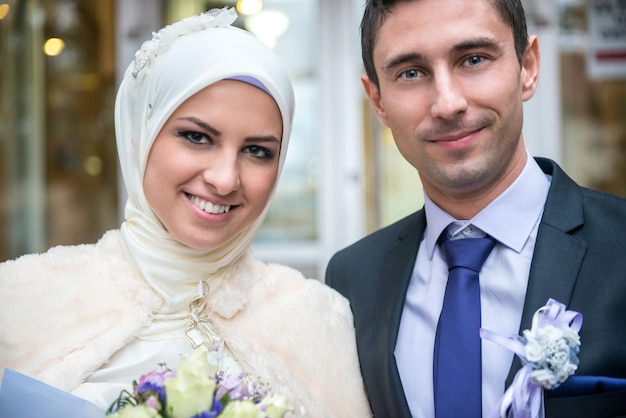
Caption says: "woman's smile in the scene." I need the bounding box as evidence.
[186,192,234,215]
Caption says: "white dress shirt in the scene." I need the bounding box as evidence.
[395,153,551,417]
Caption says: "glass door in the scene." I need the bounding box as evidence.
[0,0,118,261]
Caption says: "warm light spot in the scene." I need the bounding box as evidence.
[244,10,289,49]
[236,0,263,15]
[43,37,65,56]
[84,155,103,176]
[0,4,9,20]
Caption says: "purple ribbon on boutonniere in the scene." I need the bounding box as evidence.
[480,299,583,418]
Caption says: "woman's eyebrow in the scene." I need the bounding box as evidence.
[178,116,281,144]
[244,135,281,144]
[177,116,221,136]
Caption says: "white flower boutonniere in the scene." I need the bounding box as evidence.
[480,298,583,418]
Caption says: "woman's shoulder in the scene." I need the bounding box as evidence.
[0,229,119,269]
[0,230,152,288]
[0,229,158,309]
[232,256,354,330]
[0,230,161,389]
[223,256,372,418]
[251,257,350,309]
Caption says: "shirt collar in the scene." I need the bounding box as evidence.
[424,153,551,259]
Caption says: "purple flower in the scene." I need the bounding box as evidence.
[192,412,219,418]
[215,373,251,401]
[145,395,160,410]
[191,399,223,418]
[136,369,175,390]
[135,369,175,405]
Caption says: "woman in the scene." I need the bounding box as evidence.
[0,8,372,417]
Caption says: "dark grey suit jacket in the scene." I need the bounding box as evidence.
[326,158,626,418]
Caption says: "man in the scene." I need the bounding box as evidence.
[325,0,626,417]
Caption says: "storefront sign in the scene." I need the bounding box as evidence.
[587,0,626,79]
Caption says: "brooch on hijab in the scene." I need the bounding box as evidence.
[185,281,222,349]
[184,280,253,371]
[132,7,237,78]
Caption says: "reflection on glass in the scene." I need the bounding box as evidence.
[559,0,626,198]
[0,0,118,262]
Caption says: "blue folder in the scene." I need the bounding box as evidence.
[0,369,105,418]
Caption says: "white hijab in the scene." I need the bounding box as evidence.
[114,8,295,312]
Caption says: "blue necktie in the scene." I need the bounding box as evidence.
[433,229,496,418]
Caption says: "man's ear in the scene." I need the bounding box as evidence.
[361,74,390,127]
[521,35,540,101]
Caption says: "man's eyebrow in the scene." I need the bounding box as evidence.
[451,37,502,54]
[381,52,424,72]
[177,116,221,136]
[381,37,502,72]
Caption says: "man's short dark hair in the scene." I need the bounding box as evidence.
[360,0,529,88]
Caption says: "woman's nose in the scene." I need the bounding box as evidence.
[202,153,241,195]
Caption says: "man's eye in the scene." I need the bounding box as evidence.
[466,55,484,66]
[401,68,422,79]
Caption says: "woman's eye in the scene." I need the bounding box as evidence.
[180,131,210,144]
[244,145,274,159]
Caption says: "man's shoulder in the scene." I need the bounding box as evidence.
[579,185,626,209]
[546,158,626,206]
[538,157,626,221]
[577,187,626,238]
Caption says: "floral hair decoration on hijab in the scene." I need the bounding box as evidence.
[132,8,238,78]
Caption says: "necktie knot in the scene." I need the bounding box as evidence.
[440,235,496,273]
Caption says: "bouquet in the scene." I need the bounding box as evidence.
[106,347,292,418]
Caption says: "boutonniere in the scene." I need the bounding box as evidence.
[480,298,583,418]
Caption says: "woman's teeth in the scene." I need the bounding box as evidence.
[190,195,231,214]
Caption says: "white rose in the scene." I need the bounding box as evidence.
[220,400,264,418]
[164,347,217,418]
[524,339,546,363]
[555,361,578,383]
[108,405,162,418]
[260,393,293,418]
[538,325,563,341]
[562,327,581,347]
[530,368,558,389]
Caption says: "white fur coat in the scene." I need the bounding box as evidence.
[0,230,372,417]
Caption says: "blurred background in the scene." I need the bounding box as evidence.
[1,0,625,278]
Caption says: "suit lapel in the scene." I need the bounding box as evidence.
[507,158,587,384]
[520,229,586,330]
[373,211,426,417]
